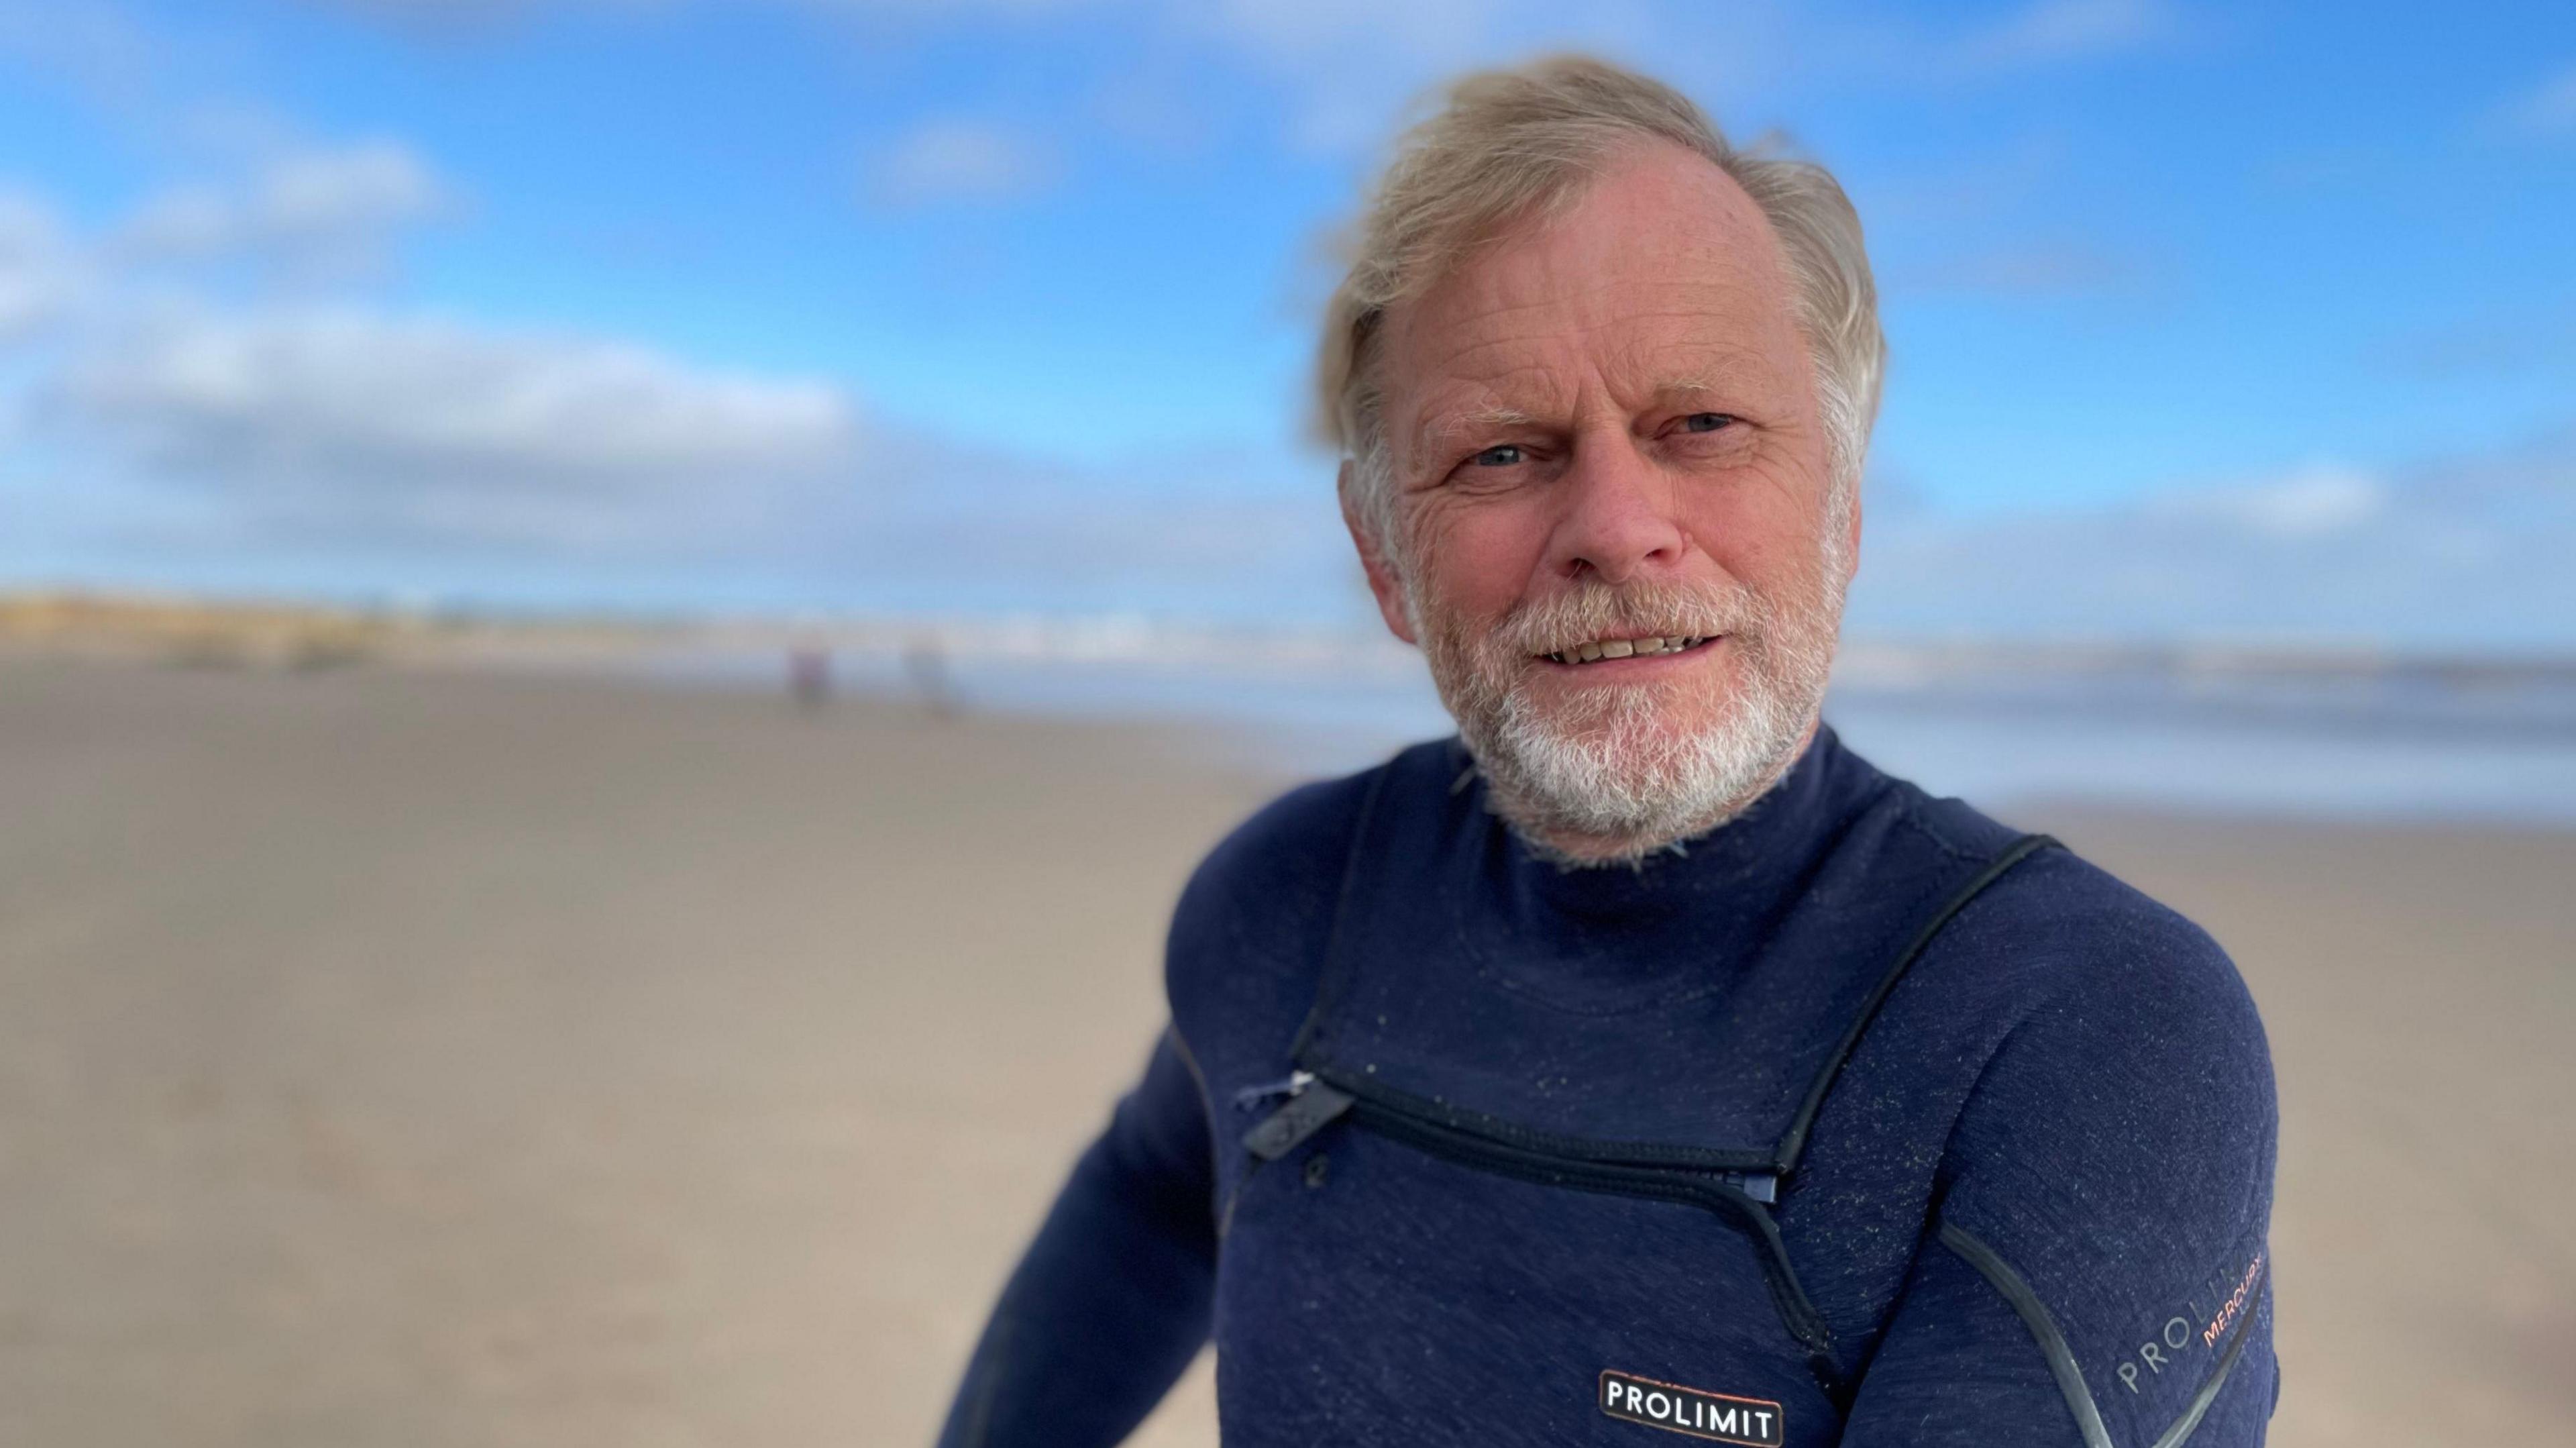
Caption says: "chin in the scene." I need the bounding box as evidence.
[1468,678,1816,866]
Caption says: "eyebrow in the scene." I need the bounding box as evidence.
[1410,403,1539,464]
[1406,372,1754,464]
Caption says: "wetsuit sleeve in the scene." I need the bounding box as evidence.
[934,1027,1217,1448]
[1839,929,2279,1447]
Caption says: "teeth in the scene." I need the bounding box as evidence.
[1542,635,1712,665]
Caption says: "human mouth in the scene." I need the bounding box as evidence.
[1534,634,1719,666]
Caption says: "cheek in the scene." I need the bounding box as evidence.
[1686,461,1831,589]
[1406,497,1547,620]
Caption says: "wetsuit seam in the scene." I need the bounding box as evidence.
[1937,1221,2116,1448]
[1283,755,1397,1066]
[1885,785,1986,869]
[1770,833,2059,1180]
[2145,1265,2265,1448]
[1849,837,2061,1212]
[1164,1023,1224,1236]
[1923,998,2048,1204]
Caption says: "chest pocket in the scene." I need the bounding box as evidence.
[1217,1119,1820,1446]
[1220,762,2057,1435]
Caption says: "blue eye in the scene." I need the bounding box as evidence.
[1470,444,1523,467]
[1682,412,1737,433]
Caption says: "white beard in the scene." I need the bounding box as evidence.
[1410,565,1843,867]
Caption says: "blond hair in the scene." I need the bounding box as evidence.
[1316,56,1883,550]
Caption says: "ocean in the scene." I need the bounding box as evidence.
[624,633,2576,827]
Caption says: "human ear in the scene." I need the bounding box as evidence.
[1843,478,1864,584]
[1339,460,1418,646]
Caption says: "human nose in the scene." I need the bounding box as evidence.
[1545,431,1686,586]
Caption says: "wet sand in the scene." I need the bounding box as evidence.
[1,658,2567,1445]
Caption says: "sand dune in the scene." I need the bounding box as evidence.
[0,658,2567,1445]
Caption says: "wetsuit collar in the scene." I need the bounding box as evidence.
[1458,725,1890,1007]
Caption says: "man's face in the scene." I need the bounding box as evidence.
[1358,141,1856,864]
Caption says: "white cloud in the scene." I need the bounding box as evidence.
[0,188,90,342]
[25,290,1360,617]
[113,140,450,278]
[1201,0,1510,60]
[1813,0,2181,92]
[868,119,1062,207]
[847,456,1359,622]
[1939,0,2176,74]
[1,90,873,562]
[46,305,864,552]
[2371,310,2576,378]
[2498,61,2576,137]
[2149,462,2387,538]
[1847,433,2576,649]
[290,0,2186,163]
[0,1,171,114]
[1191,0,1659,154]
[1173,0,2181,154]
[1887,238,2141,298]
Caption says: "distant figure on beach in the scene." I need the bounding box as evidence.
[788,643,830,709]
[903,634,959,718]
[938,58,2277,1447]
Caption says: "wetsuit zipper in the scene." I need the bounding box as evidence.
[1240,1074,1844,1398]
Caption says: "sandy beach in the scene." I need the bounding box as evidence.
[2,657,2569,1445]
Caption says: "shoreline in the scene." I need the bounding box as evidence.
[13,644,2576,833]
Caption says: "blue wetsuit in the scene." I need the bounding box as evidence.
[937,728,2277,1447]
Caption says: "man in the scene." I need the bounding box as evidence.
[936,57,2275,1448]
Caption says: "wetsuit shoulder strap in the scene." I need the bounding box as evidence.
[1770,831,2061,1179]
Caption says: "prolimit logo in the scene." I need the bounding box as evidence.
[1598,1370,1784,1445]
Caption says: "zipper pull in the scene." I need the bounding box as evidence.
[1727,1171,1779,1204]
[1232,1069,1316,1112]
[1242,1080,1355,1161]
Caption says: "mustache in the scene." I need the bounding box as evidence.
[1487,578,1765,656]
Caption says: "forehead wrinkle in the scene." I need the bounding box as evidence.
[1393,239,1780,350]
[1609,331,1799,407]
[1401,354,1564,458]
[1417,292,1773,360]
[1413,299,1795,384]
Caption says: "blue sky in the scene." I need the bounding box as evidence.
[2,0,2572,646]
